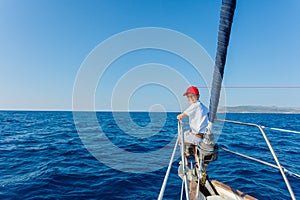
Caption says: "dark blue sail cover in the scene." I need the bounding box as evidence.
[209,0,236,123]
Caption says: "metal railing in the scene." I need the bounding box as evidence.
[158,120,189,200]
[158,119,298,200]
[217,119,296,200]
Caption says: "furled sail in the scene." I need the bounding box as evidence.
[199,0,236,158]
[209,0,236,123]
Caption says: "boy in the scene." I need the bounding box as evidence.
[177,86,209,166]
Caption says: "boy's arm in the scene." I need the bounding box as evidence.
[178,104,194,120]
[177,112,187,120]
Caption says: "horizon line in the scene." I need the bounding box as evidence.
[1,106,300,113]
[1,104,300,112]
[1,110,300,114]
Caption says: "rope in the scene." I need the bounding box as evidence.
[220,146,300,178]
[217,119,300,135]
[267,127,300,135]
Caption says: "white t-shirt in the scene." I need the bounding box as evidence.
[184,100,209,133]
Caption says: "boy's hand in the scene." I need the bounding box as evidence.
[177,113,186,120]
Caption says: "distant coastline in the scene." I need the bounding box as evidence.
[219,105,300,114]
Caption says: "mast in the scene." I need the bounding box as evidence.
[199,0,236,154]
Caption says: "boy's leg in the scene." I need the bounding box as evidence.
[192,145,199,167]
[184,143,191,165]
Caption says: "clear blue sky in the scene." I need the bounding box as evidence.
[0,0,300,111]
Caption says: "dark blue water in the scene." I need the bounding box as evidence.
[0,111,299,200]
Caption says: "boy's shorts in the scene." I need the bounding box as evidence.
[180,130,202,145]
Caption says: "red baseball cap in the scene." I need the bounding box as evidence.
[183,86,199,96]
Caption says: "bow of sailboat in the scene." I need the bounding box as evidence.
[157,0,298,199]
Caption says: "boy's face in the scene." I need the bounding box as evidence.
[186,93,199,104]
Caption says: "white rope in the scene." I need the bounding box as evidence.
[268,127,300,135]
[217,119,300,135]
[221,147,300,178]
[157,136,179,200]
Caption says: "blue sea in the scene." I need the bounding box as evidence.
[0,111,299,200]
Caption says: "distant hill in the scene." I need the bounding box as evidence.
[219,105,300,113]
